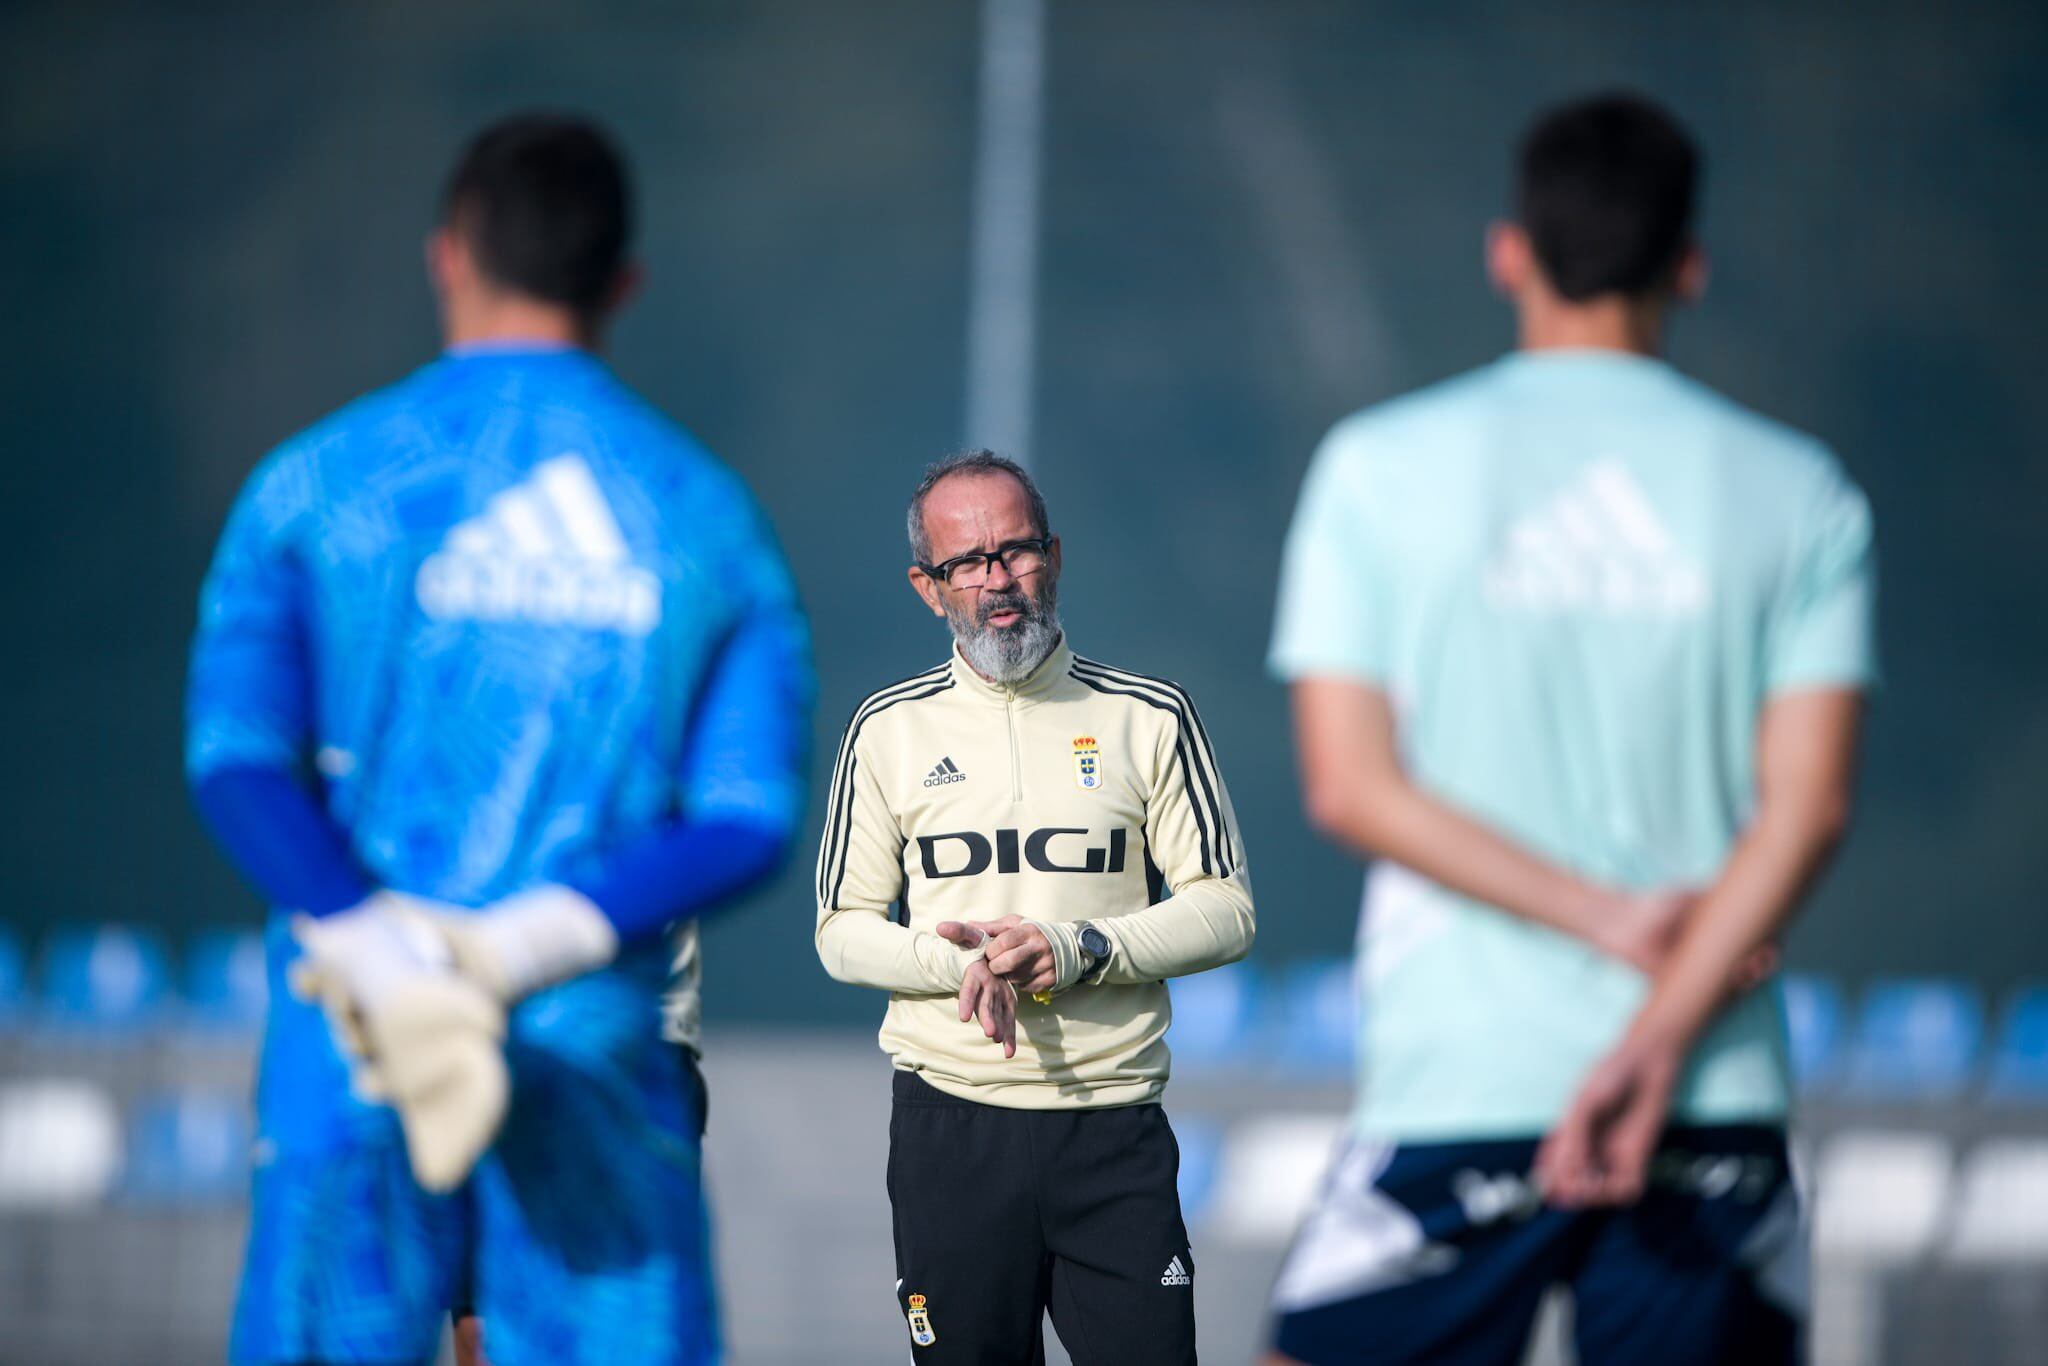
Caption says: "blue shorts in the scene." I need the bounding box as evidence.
[231,922,718,1366]
[1269,1126,1805,1366]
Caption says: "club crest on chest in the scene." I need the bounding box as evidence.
[1072,735,1102,791]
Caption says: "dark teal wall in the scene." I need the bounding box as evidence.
[2,1,2042,1024]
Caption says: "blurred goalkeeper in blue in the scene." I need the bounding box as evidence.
[185,113,811,1365]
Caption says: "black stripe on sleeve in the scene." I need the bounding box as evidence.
[818,665,949,902]
[816,664,948,903]
[1070,659,1235,876]
[1072,659,1236,872]
[1067,666,1219,878]
[819,672,956,909]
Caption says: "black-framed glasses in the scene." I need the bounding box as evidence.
[918,538,1051,589]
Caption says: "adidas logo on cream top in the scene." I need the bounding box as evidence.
[816,638,1255,1109]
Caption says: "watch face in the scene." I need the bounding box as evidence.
[1079,926,1110,959]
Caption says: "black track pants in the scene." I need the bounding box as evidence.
[886,1070,1199,1366]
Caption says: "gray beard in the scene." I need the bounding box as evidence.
[957,613,1062,684]
[947,583,1062,685]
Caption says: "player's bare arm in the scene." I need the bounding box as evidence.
[1538,687,1862,1206]
[1291,676,1700,973]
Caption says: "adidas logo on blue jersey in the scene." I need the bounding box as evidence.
[1482,459,1707,618]
[415,454,663,634]
[1160,1254,1191,1287]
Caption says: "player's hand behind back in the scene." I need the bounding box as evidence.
[1535,1025,1683,1208]
[1594,889,1778,994]
[1591,889,1696,975]
[290,893,511,1193]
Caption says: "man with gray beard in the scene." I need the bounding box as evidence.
[815,450,1256,1364]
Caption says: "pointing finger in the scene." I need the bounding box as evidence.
[996,993,1017,1058]
[1537,1105,1592,1205]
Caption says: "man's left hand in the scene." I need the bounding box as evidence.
[1534,1028,1683,1208]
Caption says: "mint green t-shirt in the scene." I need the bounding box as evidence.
[1269,350,1877,1141]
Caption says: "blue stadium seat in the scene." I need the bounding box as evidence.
[0,926,24,1023]
[1169,961,1260,1070]
[1985,985,2048,1103]
[182,928,267,1031]
[1781,973,1845,1093]
[36,925,174,1032]
[1172,1116,1224,1225]
[120,1090,251,1204]
[1268,958,1356,1078]
[1841,978,1984,1100]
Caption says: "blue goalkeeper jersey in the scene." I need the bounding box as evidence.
[186,342,811,912]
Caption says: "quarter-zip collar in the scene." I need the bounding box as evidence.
[947,634,1073,705]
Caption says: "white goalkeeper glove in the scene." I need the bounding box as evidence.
[290,886,618,1193]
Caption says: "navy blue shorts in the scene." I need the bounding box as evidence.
[1269,1126,1805,1366]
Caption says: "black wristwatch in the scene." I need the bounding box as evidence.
[1075,921,1110,978]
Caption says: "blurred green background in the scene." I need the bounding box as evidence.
[3,0,2043,1028]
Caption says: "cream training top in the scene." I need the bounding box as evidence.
[815,637,1255,1109]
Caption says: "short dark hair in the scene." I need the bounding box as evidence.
[440,113,633,315]
[907,450,1050,566]
[1516,93,1700,302]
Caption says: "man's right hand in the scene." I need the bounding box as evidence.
[957,959,1017,1058]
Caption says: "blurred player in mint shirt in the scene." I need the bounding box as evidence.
[186,115,810,1365]
[1266,95,1872,1365]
